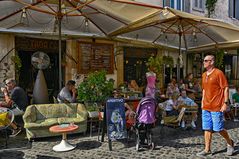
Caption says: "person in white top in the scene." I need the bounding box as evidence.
[57,80,77,103]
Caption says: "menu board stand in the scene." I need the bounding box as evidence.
[100,98,127,151]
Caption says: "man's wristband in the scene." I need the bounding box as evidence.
[224,101,229,105]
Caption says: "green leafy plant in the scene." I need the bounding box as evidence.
[162,55,174,68]
[11,55,22,82]
[146,55,163,73]
[147,55,174,72]
[86,103,99,111]
[215,49,224,70]
[206,0,217,17]
[146,55,174,85]
[77,70,114,103]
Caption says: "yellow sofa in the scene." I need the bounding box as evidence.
[23,103,88,140]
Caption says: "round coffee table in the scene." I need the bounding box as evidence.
[49,124,79,152]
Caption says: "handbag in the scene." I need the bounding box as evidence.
[11,103,24,116]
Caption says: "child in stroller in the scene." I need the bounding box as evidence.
[135,97,157,151]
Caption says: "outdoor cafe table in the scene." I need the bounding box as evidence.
[49,124,78,152]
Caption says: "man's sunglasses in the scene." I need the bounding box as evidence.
[203,59,212,62]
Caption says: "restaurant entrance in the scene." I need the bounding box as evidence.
[124,47,157,87]
[15,37,66,101]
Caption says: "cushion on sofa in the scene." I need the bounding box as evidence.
[77,104,88,119]
[57,117,85,124]
[23,105,36,123]
[34,104,68,120]
[24,118,58,129]
[65,104,77,118]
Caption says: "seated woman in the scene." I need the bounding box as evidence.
[164,93,178,116]
[177,90,198,129]
[158,93,178,124]
[128,80,139,91]
[166,78,180,98]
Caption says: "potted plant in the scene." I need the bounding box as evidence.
[146,55,174,88]
[77,70,114,117]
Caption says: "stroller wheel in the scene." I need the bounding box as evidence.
[136,142,139,151]
[136,131,140,151]
[150,142,155,150]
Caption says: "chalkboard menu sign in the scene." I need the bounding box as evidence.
[78,42,114,74]
[106,98,127,141]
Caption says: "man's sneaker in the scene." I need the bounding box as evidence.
[233,118,239,122]
[191,121,196,129]
[9,127,22,137]
[226,140,234,156]
[181,120,185,128]
[196,150,212,157]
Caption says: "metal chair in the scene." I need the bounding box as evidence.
[0,108,15,148]
[231,103,239,121]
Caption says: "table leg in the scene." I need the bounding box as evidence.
[52,133,76,152]
[235,107,237,117]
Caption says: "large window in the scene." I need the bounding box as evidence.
[192,0,205,11]
[124,47,157,87]
[187,52,239,86]
[163,0,190,13]
[163,0,175,8]
[78,42,114,74]
[229,0,239,19]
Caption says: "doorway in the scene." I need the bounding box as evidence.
[18,51,59,100]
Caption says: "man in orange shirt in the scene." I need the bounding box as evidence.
[197,55,234,157]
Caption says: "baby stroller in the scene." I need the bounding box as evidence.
[135,97,157,151]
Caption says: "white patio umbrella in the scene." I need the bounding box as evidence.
[109,7,239,52]
[109,7,239,80]
[0,0,162,89]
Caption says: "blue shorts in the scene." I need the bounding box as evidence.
[202,110,224,132]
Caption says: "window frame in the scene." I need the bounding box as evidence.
[78,42,114,74]
[229,0,239,20]
[192,0,205,12]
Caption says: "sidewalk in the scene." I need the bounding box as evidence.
[1,120,239,159]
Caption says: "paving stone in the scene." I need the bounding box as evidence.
[1,120,239,158]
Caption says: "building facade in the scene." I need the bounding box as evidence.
[137,0,239,86]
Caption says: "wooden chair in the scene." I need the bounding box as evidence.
[163,107,186,128]
[180,105,198,127]
[53,96,58,103]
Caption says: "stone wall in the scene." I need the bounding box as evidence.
[0,34,15,85]
[214,0,239,26]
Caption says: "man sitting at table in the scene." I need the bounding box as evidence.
[57,80,77,103]
[177,89,198,129]
[0,78,28,136]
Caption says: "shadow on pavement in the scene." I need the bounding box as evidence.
[0,150,24,159]
[76,140,102,150]
[36,155,61,159]
[212,144,239,156]
[0,129,30,150]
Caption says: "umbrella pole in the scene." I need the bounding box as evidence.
[177,33,182,82]
[58,0,62,90]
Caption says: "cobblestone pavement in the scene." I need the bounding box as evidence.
[1,120,239,159]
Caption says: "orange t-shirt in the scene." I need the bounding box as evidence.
[202,68,228,112]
